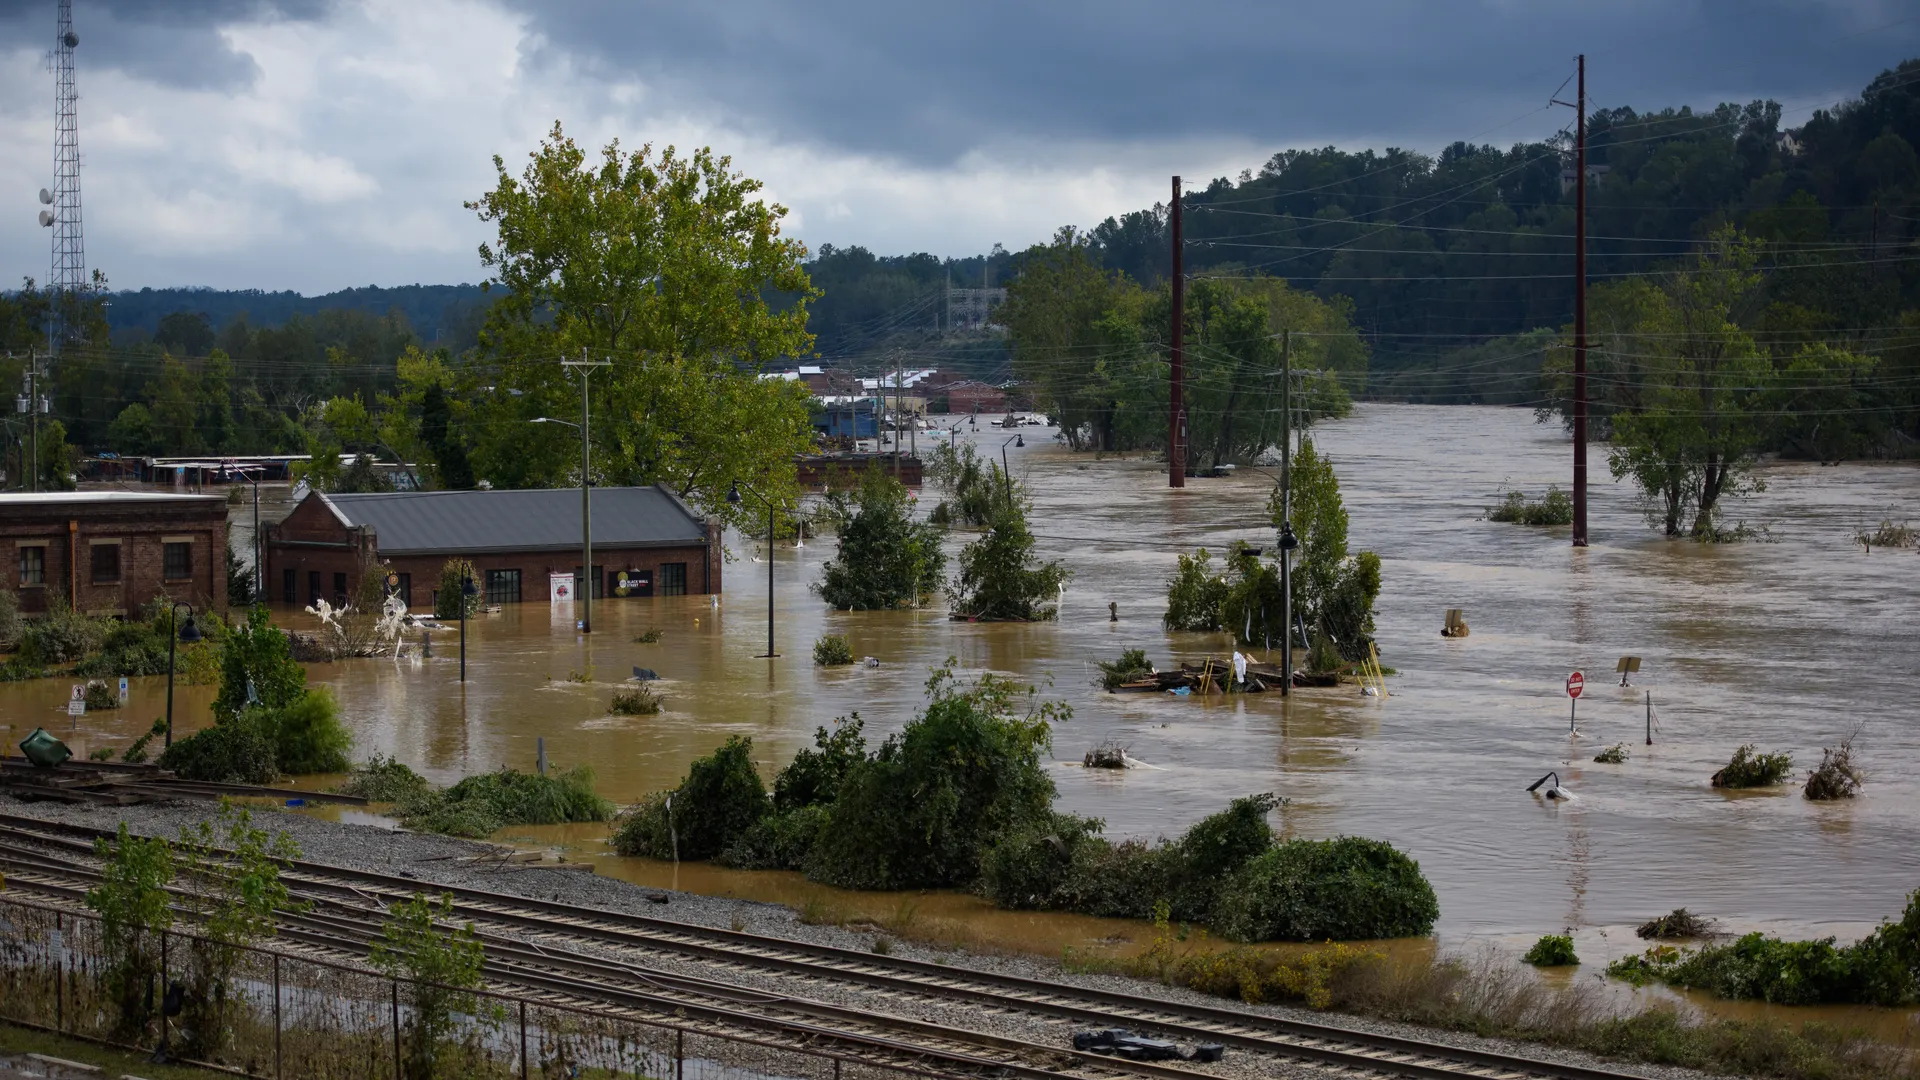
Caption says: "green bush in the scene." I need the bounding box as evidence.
[19,599,107,664]
[1711,744,1793,788]
[260,688,352,774]
[434,558,481,619]
[924,441,997,527]
[946,490,1068,621]
[814,467,945,610]
[612,737,769,859]
[1594,743,1629,764]
[334,755,432,802]
[158,713,279,784]
[121,718,166,764]
[401,766,613,839]
[1096,649,1154,690]
[1212,836,1440,942]
[609,685,663,715]
[83,680,120,710]
[1163,549,1228,632]
[812,634,855,666]
[1525,933,1580,966]
[772,718,867,813]
[72,619,172,678]
[977,812,1106,910]
[721,805,831,870]
[0,587,20,651]
[214,605,307,723]
[1486,486,1575,526]
[806,670,1062,890]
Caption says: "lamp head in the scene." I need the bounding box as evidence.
[727,483,742,506]
[177,613,202,643]
[1015,434,1024,447]
[1279,523,1299,551]
[461,575,479,598]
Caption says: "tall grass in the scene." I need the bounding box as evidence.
[399,766,614,839]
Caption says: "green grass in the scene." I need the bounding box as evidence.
[0,1021,231,1078]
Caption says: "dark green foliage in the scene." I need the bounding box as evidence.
[772,718,867,814]
[1096,649,1153,689]
[1609,889,1920,1006]
[1163,543,1293,647]
[158,712,279,784]
[1163,549,1229,632]
[1486,487,1575,526]
[977,812,1106,910]
[72,618,172,678]
[121,718,167,764]
[1594,744,1630,764]
[18,599,106,664]
[82,680,119,710]
[721,805,831,871]
[434,558,480,619]
[400,766,613,839]
[1524,933,1580,966]
[226,536,254,607]
[947,495,1068,621]
[335,755,433,802]
[806,670,1062,890]
[84,824,175,1038]
[262,688,352,773]
[924,441,997,527]
[1212,836,1441,942]
[1804,738,1862,800]
[214,604,307,723]
[1638,908,1717,939]
[612,737,769,860]
[0,587,20,651]
[814,467,945,609]
[1711,744,1794,788]
[812,634,855,666]
[1270,438,1381,662]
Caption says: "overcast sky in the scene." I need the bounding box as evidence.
[0,0,1915,294]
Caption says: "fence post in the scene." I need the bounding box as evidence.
[273,953,282,1080]
[54,911,63,1033]
[675,1029,684,1080]
[835,1059,842,1080]
[391,980,401,1080]
[519,1000,528,1080]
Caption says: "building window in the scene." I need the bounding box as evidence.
[659,562,688,597]
[163,542,193,581]
[485,569,521,605]
[332,572,348,605]
[18,546,46,587]
[308,571,322,607]
[91,543,121,584]
[284,568,297,604]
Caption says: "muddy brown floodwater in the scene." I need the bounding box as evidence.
[7,404,1920,1025]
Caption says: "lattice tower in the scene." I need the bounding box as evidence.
[49,0,85,348]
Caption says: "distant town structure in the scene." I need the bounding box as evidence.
[264,485,722,610]
[1,492,230,617]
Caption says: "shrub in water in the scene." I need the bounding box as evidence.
[772,718,867,814]
[813,466,945,610]
[214,605,307,723]
[813,634,855,667]
[977,812,1106,910]
[1212,836,1439,943]
[1524,933,1580,966]
[73,618,173,678]
[1096,648,1154,690]
[158,713,279,784]
[1163,548,1229,632]
[83,679,120,710]
[1637,908,1717,939]
[1593,743,1629,764]
[610,685,663,715]
[402,766,612,838]
[434,558,482,619]
[1486,486,1575,526]
[334,755,432,803]
[1710,744,1793,788]
[20,599,107,664]
[946,495,1068,621]
[259,688,352,774]
[1804,737,1862,800]
[613,737,769,860]
[721,805,831,871]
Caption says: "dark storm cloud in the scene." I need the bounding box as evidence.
[514,0,1920,165]
[0,0,334,91]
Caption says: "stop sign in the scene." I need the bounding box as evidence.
[1566,671,1585,699]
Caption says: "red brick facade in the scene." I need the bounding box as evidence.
[1,493,229,618]
[263,493,722,611]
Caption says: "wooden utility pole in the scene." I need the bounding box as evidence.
[563,349,610,633]
[1279,330,1292,694]
[1169,176,1186,488]
[1572,55,1589,547]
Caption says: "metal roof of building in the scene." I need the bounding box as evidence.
[0,491,227,505]
[319,485,708,555]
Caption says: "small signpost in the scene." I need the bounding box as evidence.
[1566,671,1584,733]
[68,683,85,719]
[117,676,129,700]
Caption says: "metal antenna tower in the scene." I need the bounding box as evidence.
[46,0,85,351]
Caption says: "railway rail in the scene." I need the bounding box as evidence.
[0,813,1653,1080]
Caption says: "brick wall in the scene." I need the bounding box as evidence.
[1,496,229,618]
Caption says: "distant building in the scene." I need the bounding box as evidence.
[939,380,1010,415]
[263,485,721,610]
[1558,163,1612,196]
[0,492,230,618]
[1776,131,1802,156]
[796,453,922,490]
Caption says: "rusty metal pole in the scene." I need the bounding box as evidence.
[520,1000,528,1080]
[391,980,401,1079]
[273,953,282,1080]
[1170,175,1186,488]
[1572,53,1589,547]
[54,911,63,1032]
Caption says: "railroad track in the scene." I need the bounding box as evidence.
[0,813,1652,1080]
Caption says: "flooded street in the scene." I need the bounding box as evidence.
[9,404,1920,977]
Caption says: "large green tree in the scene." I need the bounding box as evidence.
[815,467,945,610]
[465,122,820,527]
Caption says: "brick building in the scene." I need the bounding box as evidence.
[263,485,722,610]
[1,492,230,618]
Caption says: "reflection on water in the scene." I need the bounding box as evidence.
[7,405,1920,1025]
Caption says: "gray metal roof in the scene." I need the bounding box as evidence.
[320,485,708,555]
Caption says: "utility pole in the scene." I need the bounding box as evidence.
[1169,175,1186,488]
[18,349,50,492]
[1279,330,1293,695]
[1571,55,1589,547]
[563,349,609,633]
[893,352,903,478]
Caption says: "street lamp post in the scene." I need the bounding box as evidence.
[235,467,262,602]
[531,406,600,633]
[727,482,779,658]
[163,602,202,748]
[459,572,478,682]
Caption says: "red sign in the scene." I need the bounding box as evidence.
[1566,672,1585,699]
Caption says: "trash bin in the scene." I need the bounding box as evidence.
[19,727,72,768]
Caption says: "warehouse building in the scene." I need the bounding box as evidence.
[262,485,722,610]
[1,491,230,617]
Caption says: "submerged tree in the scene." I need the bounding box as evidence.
[815,467,945,609]
[1163,542,1284,646]
[1270,438,1380,663]
[947,479,1068,621]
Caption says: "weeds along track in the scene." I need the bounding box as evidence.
[0,815,1650,1080]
